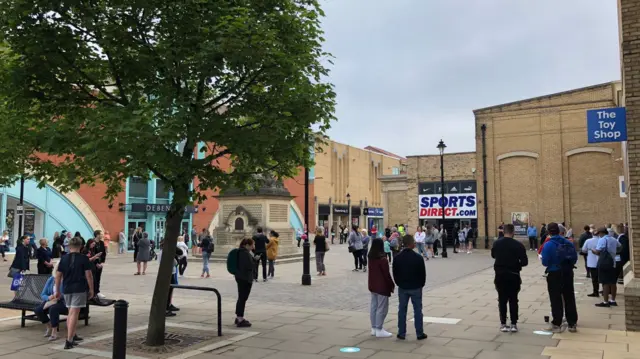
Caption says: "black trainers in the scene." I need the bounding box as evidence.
[416,333,427,340]
[396,334,405,340]
[168,304,180,312]
[64,340,74,350]
[609,301,618,306]
[587,293,599,297]
[73,335,83,342]
[595,302,611,308]
[166,311,177,317]
[237,319,252,328]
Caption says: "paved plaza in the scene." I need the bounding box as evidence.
[0,245,635,359]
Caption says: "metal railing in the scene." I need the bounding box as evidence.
[170,284,222,336]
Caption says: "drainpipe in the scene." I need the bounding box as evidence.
[481,124,489,249]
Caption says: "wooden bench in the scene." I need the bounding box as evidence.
[0,274,110,327]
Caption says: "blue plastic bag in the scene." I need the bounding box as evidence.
[10,272,23,291]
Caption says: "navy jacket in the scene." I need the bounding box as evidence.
[11,244,30,271]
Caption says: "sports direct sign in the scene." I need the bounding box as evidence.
[418,193,477,219]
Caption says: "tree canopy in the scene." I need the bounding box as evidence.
[0,0,335,345]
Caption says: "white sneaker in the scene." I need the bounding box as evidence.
[375,329,393,338]
[97,293,106,299]
[371,328,376,336]
[44,328,52,337]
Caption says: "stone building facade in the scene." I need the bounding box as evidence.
[314,138,404,238]
[474,82,626,240]
[620,0,640,332]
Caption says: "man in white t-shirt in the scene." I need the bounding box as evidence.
[581,235,600,297]
[414,227,426,259]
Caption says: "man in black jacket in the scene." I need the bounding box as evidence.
[252,227,270,282]
[392,235,427,341]
[491,224,528,333]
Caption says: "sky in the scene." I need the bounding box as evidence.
[319,0,621,156]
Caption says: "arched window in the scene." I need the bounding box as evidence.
[234,218,244,231]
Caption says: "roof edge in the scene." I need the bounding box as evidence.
[473,81,620,114]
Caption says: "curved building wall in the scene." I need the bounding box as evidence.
[1,179,99,246]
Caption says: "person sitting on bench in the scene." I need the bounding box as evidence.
[34,262,68,341]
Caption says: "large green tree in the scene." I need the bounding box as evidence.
[0,0,335,345]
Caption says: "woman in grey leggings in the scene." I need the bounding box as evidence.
[313,227,328,276]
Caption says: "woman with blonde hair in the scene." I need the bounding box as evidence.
[313,227,328,276]
[177,236,189,276]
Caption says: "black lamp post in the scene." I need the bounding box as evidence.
[301,149,311,286]
[346,193,351,227]
[437,140,448,258]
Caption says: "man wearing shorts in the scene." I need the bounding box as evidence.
[55,237,94,350]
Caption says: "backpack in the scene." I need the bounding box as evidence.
[550,238,577,268]
[226,248,239,275]
[597,237,615,269]
[206,236,214,253]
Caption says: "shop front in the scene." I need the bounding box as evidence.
[418,180,478,246]
[364,207,384,238]
[123,203,195,250]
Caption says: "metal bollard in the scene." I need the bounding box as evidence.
[112,300,129,359]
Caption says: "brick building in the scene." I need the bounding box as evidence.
[619,0,640,333]
[475,81,626,241]
[0,152,311,252]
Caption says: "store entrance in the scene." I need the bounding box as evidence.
[127,221,146,250]
[368,218,383,238]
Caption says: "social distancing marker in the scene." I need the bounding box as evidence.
[410,316,461,324]
[340,347,361,353]
[533,330,553,336]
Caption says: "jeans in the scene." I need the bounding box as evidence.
[268,259,275,277]
[167,272,177,310]
[416,243,425,256]
[118,242,125,254]
[397,288,424,337]
[315,252,326,273]
[370,293,389,330]
[361,249,368,268]
[235,279,252,317]
[494,272,521,325]
[202,252,210,275]
[94,266,103,294]
[546,270,578,326]
[34,300,68,328]
[254,252,267,280]
[528,236,538,250]
[589,267,599,294]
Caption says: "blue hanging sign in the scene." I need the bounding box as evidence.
[587,107,627,143]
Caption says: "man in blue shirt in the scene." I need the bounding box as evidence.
[527,224,538,251]
[541,222,578,333]
[592,228,621,307]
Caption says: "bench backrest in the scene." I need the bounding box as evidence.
[13,274,50,305]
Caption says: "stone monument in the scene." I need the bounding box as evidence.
[210,175,304,263]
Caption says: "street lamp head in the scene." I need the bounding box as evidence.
[437,139,446,155]
[346,193,351,200]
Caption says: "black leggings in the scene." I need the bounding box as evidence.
[178,257,188,276]
[589,267,599,294]
[352,250,363,269]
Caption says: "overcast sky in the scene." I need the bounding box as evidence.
[320,0,621,156]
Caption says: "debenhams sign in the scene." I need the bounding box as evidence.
[130,203,196,213]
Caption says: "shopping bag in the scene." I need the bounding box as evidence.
[10,272,23,291]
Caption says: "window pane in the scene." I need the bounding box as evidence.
[129,177,148,198]
[156,179,171,199]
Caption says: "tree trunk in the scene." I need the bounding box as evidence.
[145,183,189,346]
